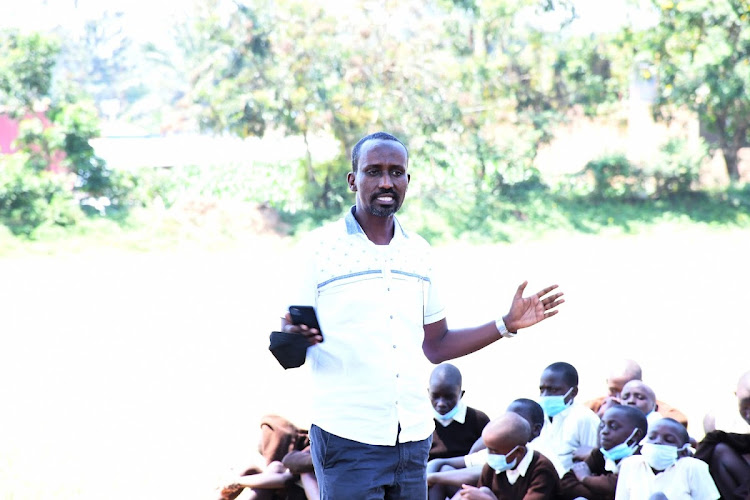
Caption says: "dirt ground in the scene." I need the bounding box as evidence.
[0,224,748,500]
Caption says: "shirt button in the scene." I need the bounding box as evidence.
[393,345,397,349]
[390,315,393,319]
[396,373,399,378]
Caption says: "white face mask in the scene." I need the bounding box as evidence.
[640,442,689,471]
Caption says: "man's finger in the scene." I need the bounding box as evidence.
[514,280,528,299]
[544,298,565,310]
[541,292,564,305]
[535,284,559,298]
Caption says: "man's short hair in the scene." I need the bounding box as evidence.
[546,361,579,387]
[351,132,408,172]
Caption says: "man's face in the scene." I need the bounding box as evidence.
[620,381,656,415]
[539,369,576,403]
[348,139,409,217]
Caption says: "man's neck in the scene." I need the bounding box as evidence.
[354,208,395,245]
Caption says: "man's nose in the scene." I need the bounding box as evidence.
[379,172,393,188]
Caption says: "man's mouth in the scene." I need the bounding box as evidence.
[374,193,396,203]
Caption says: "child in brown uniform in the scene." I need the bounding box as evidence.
[559,405,647,500]
[429,363,491,460]
[457,412,559,500]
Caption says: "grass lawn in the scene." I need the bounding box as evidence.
[0,221,748,499]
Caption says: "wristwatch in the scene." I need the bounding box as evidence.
[495,317,518,338]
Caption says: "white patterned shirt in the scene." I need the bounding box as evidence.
[287,207,445,446]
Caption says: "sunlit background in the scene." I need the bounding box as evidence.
[1,0,749,499]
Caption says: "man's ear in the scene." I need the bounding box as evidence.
[347,172,356,191]
[570,386,579,402]
[460,389,465,399]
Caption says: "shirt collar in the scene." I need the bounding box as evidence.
[345,206,407,240]
[435,399,468,426]
[505,447,533,485]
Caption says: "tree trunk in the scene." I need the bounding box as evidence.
[723,146,740,182]
[302,128,317,184]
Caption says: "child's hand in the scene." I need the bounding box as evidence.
[572,461,593,481]
[459,484,498,499]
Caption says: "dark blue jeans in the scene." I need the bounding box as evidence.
[310,424,432,500]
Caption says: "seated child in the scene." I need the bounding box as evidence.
[585,359,688,427]
[456,412,560,499]
[429,363,491,460]
[218,414,316,500]
[703,369,750,434]
[559,405,648,500]
[615,418,719,500]
[535,361,601,474]
[620,380,662,429]
[695,370,750,500]
[428,399,551,500]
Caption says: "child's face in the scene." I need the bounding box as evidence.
[539,369,576,402]
[646,420,687,447]
[428,380,462,415]
[598,409,638,451]
[621,381,656,415]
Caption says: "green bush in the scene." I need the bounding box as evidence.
[646,138,706,198]
[0,153,82,236]
[582,153,645,199]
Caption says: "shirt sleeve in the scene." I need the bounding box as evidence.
[578,409,602,449]
[422,248,446,324]
[687,459,720,500]
[464,448,488,468]
[614,459,631,500]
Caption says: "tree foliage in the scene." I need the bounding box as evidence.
[0,30,133,235]
[645,0,750,181]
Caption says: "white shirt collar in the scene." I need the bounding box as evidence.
[505,447,533,485]
[435,399,468,426]
[604,457,620,473]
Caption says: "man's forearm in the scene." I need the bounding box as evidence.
[422,320,503,363]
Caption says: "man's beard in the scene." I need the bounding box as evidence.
[367,191,401,217]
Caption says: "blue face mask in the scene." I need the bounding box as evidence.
[600,428,639,462]
[539,387,573,418]
[640,442,688,471]
[433,399,462,422]
[486,446,519,473]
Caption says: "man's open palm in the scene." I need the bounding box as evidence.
[505,281,564,332]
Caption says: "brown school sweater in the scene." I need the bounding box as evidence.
[429,406,490,460]
[558,447,630,500]
[477,450,560,500]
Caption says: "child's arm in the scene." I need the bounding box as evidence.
[427,456,468,474]
[427,465,483,488]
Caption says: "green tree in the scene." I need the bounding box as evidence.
[645,0,750,181]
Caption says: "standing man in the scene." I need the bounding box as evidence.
[281,131,564,499]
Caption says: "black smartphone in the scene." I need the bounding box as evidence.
[289,305,322,336]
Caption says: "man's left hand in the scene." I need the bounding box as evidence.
[503,281,564,332]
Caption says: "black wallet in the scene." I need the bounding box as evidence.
[269,331,310,369]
